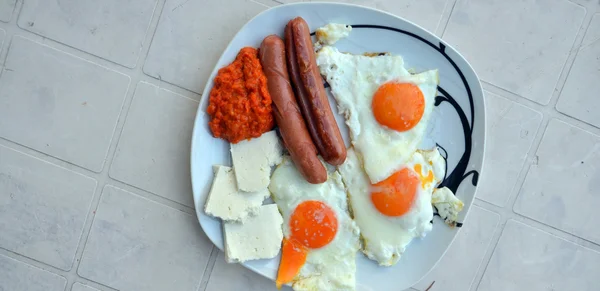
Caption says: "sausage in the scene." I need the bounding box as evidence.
[259,35,327,184]
[284,23,327,160]
[285,17,347,166]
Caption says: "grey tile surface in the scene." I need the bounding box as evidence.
[0,36,130,172]
[143,0,269,93]
[18,0,159,68]
[109,82,197,207]
[444,0,585,104]
[0,0,16,23]
[78,185,213,291]
[413,206,499,291]
[0,1,599,290]
[0,28,5,53]
[514,119,600,244]
[0,254,67,291]
[0,145,96,270]
[557,14,600,128]
[71,282,100,291]
[476,91,542,206]
[277,0,449,33]
[479,220,600,290]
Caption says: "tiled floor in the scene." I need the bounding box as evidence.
[0,0,599,290]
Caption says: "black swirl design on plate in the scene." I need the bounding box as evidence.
[316,24,480,226]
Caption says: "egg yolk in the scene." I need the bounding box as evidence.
[414,164,435,189]
[276,201,338,288]
[372,82,425,132]
[370,168,419,217]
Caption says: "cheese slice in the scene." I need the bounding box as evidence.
[223,204,283,263]
[230,130,283,192]
[204,165,269,222]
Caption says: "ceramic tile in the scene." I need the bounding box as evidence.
[514,119,600,244]
[206,252,291,291]
[444,0,584,104]
[0,145,96,271]
[413,206,499,291]
[277,0,449,33]
[0,36,130,172]
[0,254,67,291]
[0,0,596,289]
[109,82,197,207]
[0,0,16,23]
[72,282,100,291]
[0,28,5,52]
[18,0,158,68]
[476,91,542,206]
[78,185,213,291]
[143,0,268,93]
[557,14,600,127]
[579,13,600,49]
[479,220,600,290]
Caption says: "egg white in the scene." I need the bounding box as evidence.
[269,157,360,291]
[317,46,439,184]
[338,148,446,266]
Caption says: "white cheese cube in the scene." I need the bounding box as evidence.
[204,165,269,222]
[223,204,283,263]
[230,131,283,192]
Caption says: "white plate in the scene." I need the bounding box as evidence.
[190,2,485,290]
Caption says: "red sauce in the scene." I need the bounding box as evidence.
[207,47,274,143]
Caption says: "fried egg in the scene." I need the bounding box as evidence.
[317,46,439,183]
[432,186,464,227]
[269,157,360,290]
[338,147,445,266]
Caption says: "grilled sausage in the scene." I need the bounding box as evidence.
[259,35,327,184]
[286,17,347,166]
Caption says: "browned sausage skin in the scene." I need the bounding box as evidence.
[284,23,327,158]
[259,35,327,184]
[286,17,347,166]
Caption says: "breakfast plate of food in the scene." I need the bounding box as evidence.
[190,2,485,290]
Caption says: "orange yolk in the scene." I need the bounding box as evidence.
[276,200,338,288]
[276,238,307,289]
[372,82,425,132]
[414,164,435,189]
[370,168,419,217]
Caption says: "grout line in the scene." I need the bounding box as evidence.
[251,0,281,8]
[66,0,170,286]
[468,216,508,291]
[12,1,160,70]
[105,178,196,215]
[197,246,220,291]
[0,247,69,275]
[1,0,600,290]
[465,205,503,291]
[436,0,458,37]
[134,0,167,71]
[568,0,600,12]
[0,0,198,288]
[470,112,600,288]
[503,117,551,210]
[543,5,593,110]
[62,71,138,288]
[0,0,21,69]
[138,73,203,102]
[481,81,600,135]
[68,276,118,291]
